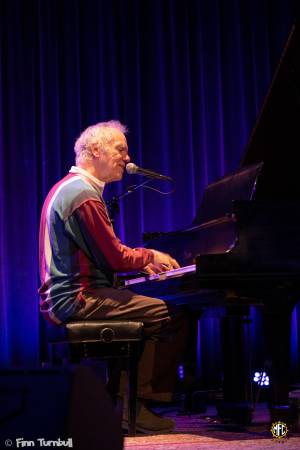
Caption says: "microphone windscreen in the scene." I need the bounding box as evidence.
[126,163,138,174]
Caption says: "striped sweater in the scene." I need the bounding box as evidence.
[39,167,153,324]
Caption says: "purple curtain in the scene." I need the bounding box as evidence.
[0,0,299,383]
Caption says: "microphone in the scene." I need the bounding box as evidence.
[126,163,173,182]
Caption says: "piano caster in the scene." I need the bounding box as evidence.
[216,402,253,425]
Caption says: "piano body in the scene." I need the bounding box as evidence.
[123,23,300,425]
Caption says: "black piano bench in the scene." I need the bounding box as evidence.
[48,320,144,437]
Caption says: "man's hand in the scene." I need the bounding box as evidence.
[143,263,160,275]
[143,249,180,275]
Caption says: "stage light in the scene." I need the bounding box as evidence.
[253,371,269,386]
[178,364,184,380]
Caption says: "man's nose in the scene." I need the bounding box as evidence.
[124,154,130,163]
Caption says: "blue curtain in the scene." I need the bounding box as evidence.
[0,0,299,381]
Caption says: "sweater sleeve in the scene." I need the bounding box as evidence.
[72,199,154,272]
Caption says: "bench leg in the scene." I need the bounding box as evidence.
[127,343,140,436]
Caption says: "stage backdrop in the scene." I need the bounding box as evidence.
[0,0,299,385]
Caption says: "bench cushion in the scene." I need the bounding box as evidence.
[50,320,144,344]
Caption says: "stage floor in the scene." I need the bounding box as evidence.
[124,402,300,450]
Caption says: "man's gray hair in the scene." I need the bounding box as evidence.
[74,120,128,164]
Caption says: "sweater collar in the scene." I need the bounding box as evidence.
[69,166,105,195]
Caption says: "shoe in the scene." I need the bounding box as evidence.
[122,400,175,434]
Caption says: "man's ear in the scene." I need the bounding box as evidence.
[91,144,100,158]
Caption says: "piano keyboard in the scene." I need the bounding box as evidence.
[123,264,196,287]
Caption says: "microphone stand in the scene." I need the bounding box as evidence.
[106,179,151,225]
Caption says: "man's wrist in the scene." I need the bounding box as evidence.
[150,249,160,264]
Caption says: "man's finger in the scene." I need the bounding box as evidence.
[171,258,180,269]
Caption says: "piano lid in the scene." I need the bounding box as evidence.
[241,23,300,200]
[193,162,263,225]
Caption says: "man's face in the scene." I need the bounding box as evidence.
[94,129,130,182]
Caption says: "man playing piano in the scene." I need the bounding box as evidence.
[38,120,188,433]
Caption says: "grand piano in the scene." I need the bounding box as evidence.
[120,23,300,426]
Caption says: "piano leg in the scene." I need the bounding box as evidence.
[217,304,253,424]
[262,298,298,428]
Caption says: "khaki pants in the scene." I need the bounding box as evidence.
[72,287,189,402]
